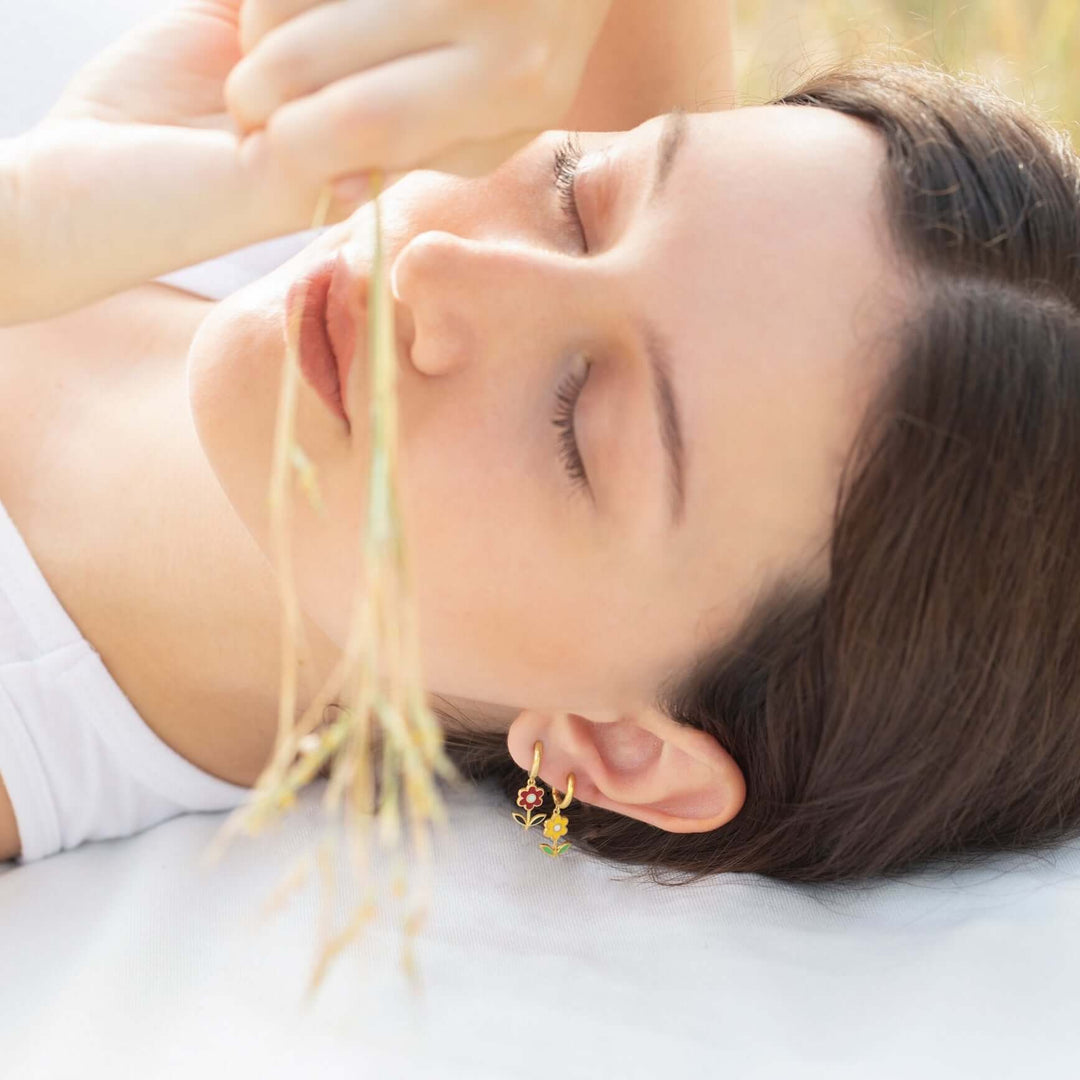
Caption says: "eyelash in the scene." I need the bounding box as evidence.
[550,133,591,493]
[552,362,591,493]
[552,131,587,250]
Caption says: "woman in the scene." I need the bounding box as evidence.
[0,0,739,863]
[4,1,1080,885]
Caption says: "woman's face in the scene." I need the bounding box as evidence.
[187,104,900,724]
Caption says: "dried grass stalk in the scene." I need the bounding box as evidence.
[201,173,465,1001]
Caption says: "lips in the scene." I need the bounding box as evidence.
[285,247,371,429]
[325,249,366,412]
[285,252,350,425]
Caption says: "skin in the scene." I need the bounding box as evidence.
[185,103,905,834]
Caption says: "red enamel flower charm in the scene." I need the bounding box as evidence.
[516,785,544,810]
[513,784,548,830]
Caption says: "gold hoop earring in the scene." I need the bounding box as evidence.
[512,740,574,858]
[541,773,574,859]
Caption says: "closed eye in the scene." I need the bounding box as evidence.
[552,360,591,495]
[552,132,588,251]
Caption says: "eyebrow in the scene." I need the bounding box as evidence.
[651,107,688,205]
[638,108,689,528]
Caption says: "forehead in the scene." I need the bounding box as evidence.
[637,103,902,609]
[651,103,895,334]
[661,102,898,386]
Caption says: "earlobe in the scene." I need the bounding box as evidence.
[506,705,745,835]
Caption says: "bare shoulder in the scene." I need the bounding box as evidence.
[0,283,212,866]
[0,769,20,861]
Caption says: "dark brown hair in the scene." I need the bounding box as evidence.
[435,61,1080,885]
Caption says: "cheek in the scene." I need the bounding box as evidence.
[185,214,362,492]
[398,409,625,705]
[396,409,543,697]
[186,293,310,557]
[187,296,281,469]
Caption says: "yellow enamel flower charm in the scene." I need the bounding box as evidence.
[541,811,571,857]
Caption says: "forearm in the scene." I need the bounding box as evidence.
[0,121,292,328]
[561,0,736,133]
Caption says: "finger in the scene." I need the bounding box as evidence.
[206,0,244,19]
[238,0,325,56]
[227,0,455,134]
[326,132,535,217]
[328,131,538,209]
[261,44,551,185]
[234,125,400,232]
[408,130,542,179]
[328,128,537,208]
[329,169,408,208]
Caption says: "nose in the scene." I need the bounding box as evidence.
[388,229,592,378]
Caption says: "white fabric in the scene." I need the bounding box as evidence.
[4,3,1080,1078]
[0,496,252,863]
[1,783,1079,1079]
[154,227,329,301]
[0,0,176,139]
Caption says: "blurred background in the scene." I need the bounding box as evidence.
[0,0,153,136]
[2,2,1078,142]
[731,0,1080,142]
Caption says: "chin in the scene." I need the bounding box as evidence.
[183,243,370,652]
[182,195,421,654]
[187,280,291,539]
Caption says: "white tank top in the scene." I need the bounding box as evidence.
[0,228,328,863]
[0,495,252,863]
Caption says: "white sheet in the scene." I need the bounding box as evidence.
[3,783,1080,1080]
[3,3,1080,1078]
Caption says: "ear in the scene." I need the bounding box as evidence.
[506,706,745,834]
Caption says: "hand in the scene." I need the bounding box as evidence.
[225,0,614,201]
[7,1,348,324]
[40,0,335,227]
[43,0,244,132]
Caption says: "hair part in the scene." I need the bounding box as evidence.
[435,60,1080,885]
